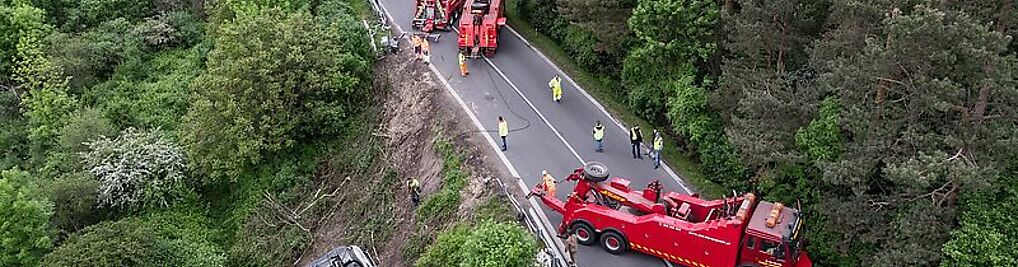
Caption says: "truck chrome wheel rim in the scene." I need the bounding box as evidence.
[606,237,620,250]
[577,228,590,242]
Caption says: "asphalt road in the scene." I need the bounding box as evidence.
[376,1,695,266]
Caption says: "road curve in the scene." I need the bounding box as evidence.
[375,1,695,266]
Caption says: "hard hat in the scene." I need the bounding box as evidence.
[542,170,548,176]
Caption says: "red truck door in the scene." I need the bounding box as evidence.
[740,235,788,267]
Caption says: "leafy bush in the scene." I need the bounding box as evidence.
[666,77,746,188]
[82,128,190,210]
[795,97,842,162]
[57,107,116,153]
[0,168,54,267]
[47,18,146,92]
[42,211,225,267]
[417,221,536,267]
[182,7,371,181]
[416,225,470,267]
[61,0,156,31]
[47,172,101,238]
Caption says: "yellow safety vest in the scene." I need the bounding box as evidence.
[498,121,508,137]
[407,178,420,189]
[654,135,664,150]
[458,52,466,65]
[630,128,640,141]
[548,77,561,90]
[593,125,604,140]
[543,174,556,191]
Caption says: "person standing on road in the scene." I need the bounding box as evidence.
[653,130,664,169]
[548,75,563,102]
[564,231,578,267]
[541,170,557,197]
[421,37,431,64]
[406,177,421,206]
[458,51,468,76]
[498,116,508,151]
[411,34,422,61]
[593,120,605,152]
[630,125,644,159]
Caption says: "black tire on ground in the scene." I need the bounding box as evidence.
[600,231,628,255]
[569,223,598,246]
[344,261,363,267]
[737,264,762,267]
[583,161,610,182]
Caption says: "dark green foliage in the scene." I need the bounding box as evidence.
[46,172,100,238]
[182,7,371,181]
[42,211,225,267]
[46,18,146,92]
[0,168,54,267]
[518,0,628,76]
[0,90,28,169]
[60,0,156,32]
[56,107,115,153]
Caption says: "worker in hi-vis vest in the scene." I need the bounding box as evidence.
[541,169,557,197]
[458,51,468,76]
[498,116,508,151]
[593,120,605,152]
[548,75,562,102]
[653,130,664,169]
[630,125,643,159]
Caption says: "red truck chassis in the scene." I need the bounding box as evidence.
[530,163,813,267]
[458,0,505,57]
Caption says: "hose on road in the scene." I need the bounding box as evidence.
[450,58,532,139]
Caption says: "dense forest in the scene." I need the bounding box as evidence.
[518,0,1018,266]
[0,0,380,265]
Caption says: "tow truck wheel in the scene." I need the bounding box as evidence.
[600,231,628,255]
[344,262,363,267]
[570,223,597,246]
[582,161,610,182]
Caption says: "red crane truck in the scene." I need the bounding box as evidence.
[412,0,466,32]
[529,162,814,267]
[458,0,505,57]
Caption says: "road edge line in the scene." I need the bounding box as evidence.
[374,3,569,266]
[504,26,692,194]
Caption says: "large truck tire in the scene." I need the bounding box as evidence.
[583,161,610,182]
[600,231,628,255]
[569,222,598,246]
[344,262,363,267]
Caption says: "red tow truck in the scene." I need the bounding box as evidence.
[530,162,813,267]
[412,0,467,32]
[458,0,505,57]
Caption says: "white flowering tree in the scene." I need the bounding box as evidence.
[82,128,188,209]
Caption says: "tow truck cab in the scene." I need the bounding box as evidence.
[740,201,811,267]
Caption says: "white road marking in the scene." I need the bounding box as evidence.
[482,58,585,164]
[503,26,692,194]
[374,2,569,266]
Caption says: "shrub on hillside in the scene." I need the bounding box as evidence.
[417,221,536,267]
[0,168,54,267]
[81,128,189,210]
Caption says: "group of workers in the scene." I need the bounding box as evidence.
[410,34,431,64]
[403,31,669,267]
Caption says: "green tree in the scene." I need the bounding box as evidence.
[809,4,1018,265]
[623,0,718,124]
[182,7,370,181]
[0,1,50,85]
[0,168,54,267]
